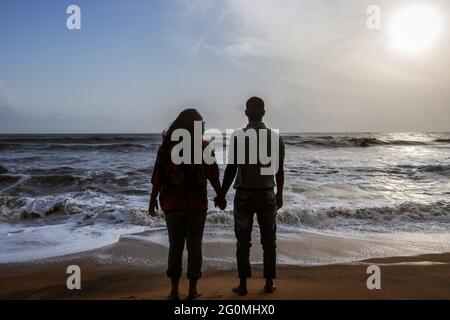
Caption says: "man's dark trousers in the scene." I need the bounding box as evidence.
[233,188,277,279]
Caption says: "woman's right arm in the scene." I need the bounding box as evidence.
[149,146,163,216]
[148,185,161,217]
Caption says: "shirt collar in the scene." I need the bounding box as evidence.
[246,121,266,129]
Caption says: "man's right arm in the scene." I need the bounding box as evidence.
[220,132,239,197]
[220,163,237,198]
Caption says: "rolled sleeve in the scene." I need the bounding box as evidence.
[151,146,165,186]
[202,140,220,180]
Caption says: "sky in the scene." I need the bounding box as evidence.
[0,0,449,133]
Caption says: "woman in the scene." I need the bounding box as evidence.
[148,108,224,300]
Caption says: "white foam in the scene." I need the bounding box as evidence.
[0,221,149,263]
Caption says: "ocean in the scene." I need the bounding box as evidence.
[1,132,450,265]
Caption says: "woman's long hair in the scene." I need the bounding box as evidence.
[162,108,203,147]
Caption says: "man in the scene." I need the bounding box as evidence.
[215,96,285,295]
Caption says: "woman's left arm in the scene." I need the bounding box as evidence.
[208,174,221,196]
[205,151,226,209]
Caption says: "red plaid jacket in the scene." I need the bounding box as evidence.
[151,140,219,213]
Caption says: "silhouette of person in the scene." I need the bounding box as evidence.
[149,108,224,300]
[215,97,285,295]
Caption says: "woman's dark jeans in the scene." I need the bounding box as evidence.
[165,210,207,280]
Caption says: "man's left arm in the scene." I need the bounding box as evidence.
[275,136,285,209]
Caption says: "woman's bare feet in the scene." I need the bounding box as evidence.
[187,292,202,300]
[168,293,180,300]
[232,286,248,296]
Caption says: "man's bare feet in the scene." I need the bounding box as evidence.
[264,279,276,293]
[188,280,201,300]
[232,286,248,296]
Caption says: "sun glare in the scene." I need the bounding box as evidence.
[389,5,442,53]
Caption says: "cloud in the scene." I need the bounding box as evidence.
[179,1,361,63]
[178,0,449,84]
[174,0,450,131]
[0,81,23,122]
[0,104,22,122]
[2,1,449,133]
[193,10,227,53]
[0,81,32,132]
[0,80,19,109]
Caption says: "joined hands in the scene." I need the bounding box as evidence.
[214,195,227,210]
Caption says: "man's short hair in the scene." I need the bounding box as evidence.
[246,97,265,121]
[246,96,265,112]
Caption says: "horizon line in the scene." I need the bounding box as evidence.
[0,131,449,135]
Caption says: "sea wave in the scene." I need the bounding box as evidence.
[0,171,151,195]
[354,164,450,178]
[2,134,447,150]
[21,166,80,176]
[0,143,24,150]
[0,134,157,144]
[0,174,84,194]
[45,143,150,151]
[0,141,151,152]
[0,175,21,187]
[277,202,450,224]
[415,164,450,176]
[0,165,8,174]
[283,136,429,148]
[2,193,449,229]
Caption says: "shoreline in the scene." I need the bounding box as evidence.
[1,236,449,300]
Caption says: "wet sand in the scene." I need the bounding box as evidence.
[1,236,449,300]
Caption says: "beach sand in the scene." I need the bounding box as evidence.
[1,235,449,300]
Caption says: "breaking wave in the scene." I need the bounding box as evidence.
[276,202,450,225]
[1,193,449,230]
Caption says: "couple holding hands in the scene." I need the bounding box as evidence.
[149,97,285,300]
